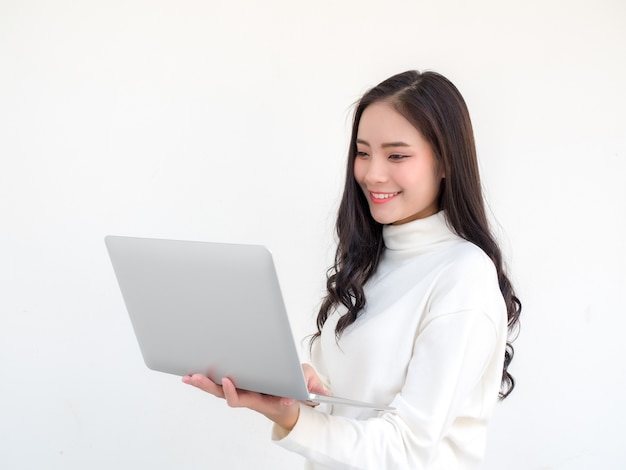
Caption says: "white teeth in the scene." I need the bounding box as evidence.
[372,193,397,199]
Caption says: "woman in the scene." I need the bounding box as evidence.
[184,70,521,469]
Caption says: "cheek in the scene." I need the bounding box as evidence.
[424,176,444,205]
[400,168,442,200]
[352,159,366,185]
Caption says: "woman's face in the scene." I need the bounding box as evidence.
[353,101,444,225]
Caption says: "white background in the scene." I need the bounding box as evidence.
[1,0,625,468]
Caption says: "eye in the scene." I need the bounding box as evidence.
[355,150,369,158]
[389,154,409,161]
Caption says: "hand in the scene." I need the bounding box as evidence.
[182,374,300,430]
[302,363,329,397]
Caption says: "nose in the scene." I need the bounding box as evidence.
[362,155,388,185]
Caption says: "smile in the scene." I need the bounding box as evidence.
[369,191,399,203]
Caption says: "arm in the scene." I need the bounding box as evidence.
[273,310,502,469]
[182,363,329,431]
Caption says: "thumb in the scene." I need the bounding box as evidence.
[307,378,329,396]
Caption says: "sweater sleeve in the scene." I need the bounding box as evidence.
[272,309,500,469]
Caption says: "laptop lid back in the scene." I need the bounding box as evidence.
[105,235,310,400]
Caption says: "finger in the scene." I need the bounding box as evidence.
[301,364,329,395]
[221,377,243,407]
[182,374,225,399]
[306,378,329,396]
[309,385,329,396]
[222,378,288,409]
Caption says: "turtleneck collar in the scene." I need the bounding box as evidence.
[382,211,459,254]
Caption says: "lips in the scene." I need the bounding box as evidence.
[369,191,399,204]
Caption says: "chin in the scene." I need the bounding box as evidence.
[370,213,397,225]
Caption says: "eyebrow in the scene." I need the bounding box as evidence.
[356,138,411,149]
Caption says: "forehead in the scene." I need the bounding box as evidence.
[357,101,423,142]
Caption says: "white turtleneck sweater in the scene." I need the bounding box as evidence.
[273,211,507,469]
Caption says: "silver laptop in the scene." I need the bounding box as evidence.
[105,235,392,411]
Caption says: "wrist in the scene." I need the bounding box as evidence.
[271,403,300,431]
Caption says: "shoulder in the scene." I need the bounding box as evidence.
[427,239,504,323]
[439,238,497,283]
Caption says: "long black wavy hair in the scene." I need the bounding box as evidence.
[312,70,521,399]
